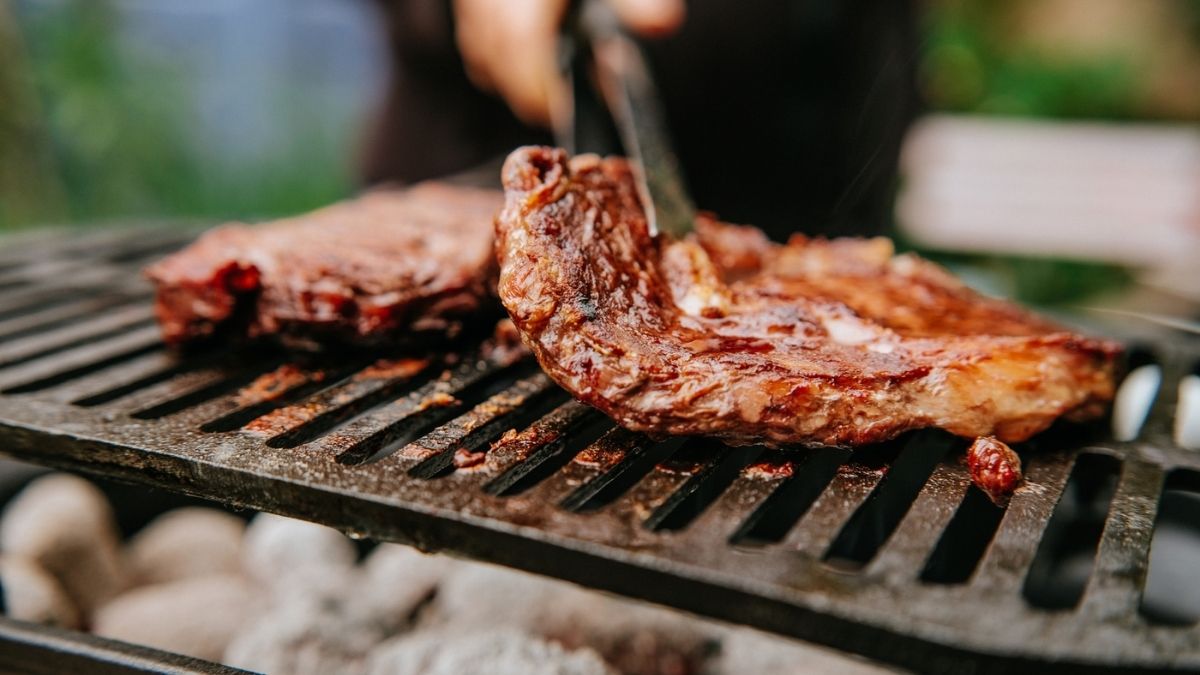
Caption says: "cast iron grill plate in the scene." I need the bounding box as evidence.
[1,225,1198,674]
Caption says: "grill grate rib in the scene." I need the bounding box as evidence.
[1,225,1199,674]
[781,447,889,557]
[866,458,974,582]
[972,452,1076,596]
[130,358,290,421]
[327,357,534,465]
[0,295,148,342]
[0,326,164,393]
[644,444,762,532]
[0,305,156,368]
[404,372,564,475]
[1080,459,1165,621]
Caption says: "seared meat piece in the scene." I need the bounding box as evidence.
[495,147,1120,448]
[146,183,502,349]
[967,437,1024,504]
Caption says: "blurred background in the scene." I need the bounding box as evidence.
[0,0,1198,310]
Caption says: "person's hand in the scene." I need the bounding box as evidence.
[453,0,684,127]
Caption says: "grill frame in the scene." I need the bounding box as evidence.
[0,617,250,675]
[1,225,1199,674]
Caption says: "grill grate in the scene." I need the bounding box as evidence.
[1,225,1199,673]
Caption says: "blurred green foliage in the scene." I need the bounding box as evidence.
[905,244,1137,306]
[1,0,352,232]
[921,0,1142,120]
[911,0,1197,304]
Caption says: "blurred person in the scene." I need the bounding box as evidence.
[363,0,918,240]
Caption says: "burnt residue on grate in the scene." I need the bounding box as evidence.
[1,226,1200,674]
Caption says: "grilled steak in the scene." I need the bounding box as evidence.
[495,147,1120,448]
[147,183,502,349]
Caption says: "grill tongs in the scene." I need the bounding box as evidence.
[556,0,696,238]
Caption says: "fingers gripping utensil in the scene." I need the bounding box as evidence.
[556,0,696,238]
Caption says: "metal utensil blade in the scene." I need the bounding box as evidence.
[591,35,696,238]
[559,0,695,238]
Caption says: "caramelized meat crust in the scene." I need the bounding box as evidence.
[147,183,502,349]
[496,147,1120,447]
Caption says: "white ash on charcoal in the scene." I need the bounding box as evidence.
[0,474,124,618]
[224,539,448,675]
[365,628,616,675]
[92,574,263,662]
[350,543,451,630]
[706,626,898,675]
[0,474,902,674]
[427,561,719,675]
[223,590,383,675]
[0,554,80,628]
[241,512,358,599]
[125,507,245,587]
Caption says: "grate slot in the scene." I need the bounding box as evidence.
[866,457,974,581]
[731,448,849,545]
[75,350,266,412]
[0,291,86,322]
[0,277,30,293]
[0,325,163,393]
[503,428,643,506]
[1141,351,1191,441]
[670,453,795,541]
[0,235,182,290]
[1112,347,1163,442]
[483,402,606,497]
[405,373,565,478]
[0,267,146,309]
[0,258,108,289]
[560,432,683,513]
[0,226,185,264]
[0,306,156,369]
[69,353,216,407]
[0,295,148,343]
[131,360,289,420]
[0,231,70,265]
[103,236,193,264]
[824,432,955,571]
[258,358,437,448]
[780,446,891,557]
[644,444,763,532]
[593,442,698,524]
[198,363,368,433]
[1022,453,1122,611]
[300,358,529,463]
[920,484,1008,585]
